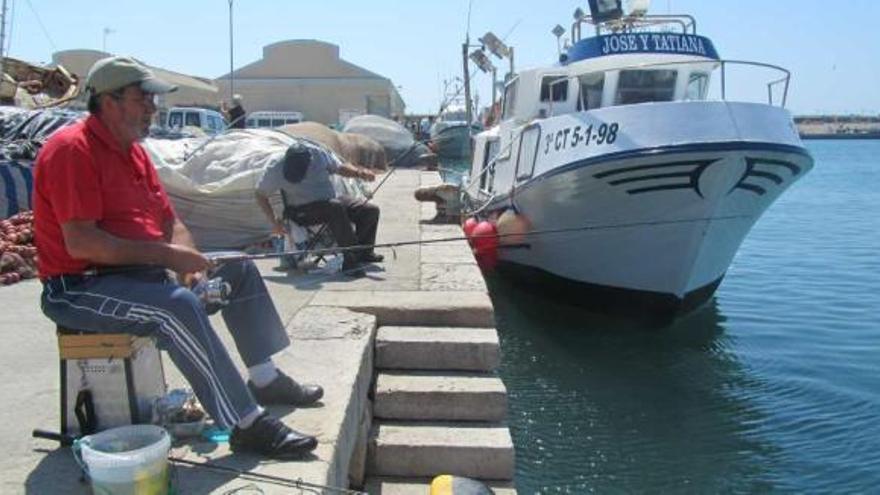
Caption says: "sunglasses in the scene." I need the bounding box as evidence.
[108,86,158,106]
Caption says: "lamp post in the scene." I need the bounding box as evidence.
[468,48,496,111]
[228,0,234,102]
[0,0,7,80]
[102,27,115,53]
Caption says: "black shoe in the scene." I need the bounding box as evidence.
[341,258,366,278]
[230,412,317,459]
[343,267,366,278]
[360,252,384,263]
[248,371,324,406]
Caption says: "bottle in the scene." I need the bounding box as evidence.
[271,235,284,254]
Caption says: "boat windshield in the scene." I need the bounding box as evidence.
[577,73,605,111]
[684,72,710,100]
[540,76,568,102]
[615,69,677,105]
[502,79,518,120]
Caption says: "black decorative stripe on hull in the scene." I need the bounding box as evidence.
[493,260,724,320]
[728,157,802,196]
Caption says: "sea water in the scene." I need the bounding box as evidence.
[458,140,880,492]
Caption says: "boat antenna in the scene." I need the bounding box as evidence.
[502,18,521,42]
[466,0,473,40]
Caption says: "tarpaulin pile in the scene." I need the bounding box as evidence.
[145,129,366,249]
[0,107,83,160]
[342,114,432,168]
[0,108,83,218]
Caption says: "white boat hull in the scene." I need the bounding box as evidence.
[468,102,813,316]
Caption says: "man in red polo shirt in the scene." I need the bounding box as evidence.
[35,56,322,459]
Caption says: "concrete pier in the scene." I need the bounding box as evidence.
[0,169,515,494]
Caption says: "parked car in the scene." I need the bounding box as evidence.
[165,107,227,135]
[246,111,304,129]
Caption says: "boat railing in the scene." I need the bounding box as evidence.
[714,59,791,107]
[571,14,698,41]
[544,58,791,116]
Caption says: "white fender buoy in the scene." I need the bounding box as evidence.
[496,208,530,245]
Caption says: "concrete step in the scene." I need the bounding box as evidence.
[375,326,500,371]
[374,371,507,422]
[363,476,517,495]
[368,423,515,480]
[310,291,494,327]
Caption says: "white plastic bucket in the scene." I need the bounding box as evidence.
[75,424,171,495]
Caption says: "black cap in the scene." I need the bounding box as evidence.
[283,143,312,184]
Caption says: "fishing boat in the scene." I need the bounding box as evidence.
[463,2,813,318]
[429,103,476,159]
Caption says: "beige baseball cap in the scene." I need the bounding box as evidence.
[85,56,177,95]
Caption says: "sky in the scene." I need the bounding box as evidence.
[5,0,879,115]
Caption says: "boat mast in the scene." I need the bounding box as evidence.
[462,0,474,126]
[462,35,473,126]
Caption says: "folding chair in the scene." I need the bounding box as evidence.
[280,191,337,269]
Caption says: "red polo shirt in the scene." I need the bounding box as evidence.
[34,115,175,278]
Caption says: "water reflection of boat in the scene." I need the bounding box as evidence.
[464,3,813,319]
[488,274,775,491]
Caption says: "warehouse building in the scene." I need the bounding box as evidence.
[52,49,220,108]
[215,40,405,126]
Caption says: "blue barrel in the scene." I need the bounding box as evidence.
[0,160,34,218]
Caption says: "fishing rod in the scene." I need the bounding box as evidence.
[182,112,249,161]
[208,214,755,266]
[363,138,424,200]
[28,432,364,494]
[169,456,365,494]
[61,214,754,279]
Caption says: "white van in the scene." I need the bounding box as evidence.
[165,107,227,135]
[246,111,304,129]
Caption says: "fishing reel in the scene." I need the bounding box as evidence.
[191,276,231,307]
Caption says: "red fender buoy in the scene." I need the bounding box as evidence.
[462,217,479,240]
[471,221,499,271]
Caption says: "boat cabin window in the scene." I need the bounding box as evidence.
[685,72,709,101]
[480,139,500,191]
[615,70,677,105]
[501,79,518,120]
[540,76,568,102]
[577,73,605,111]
